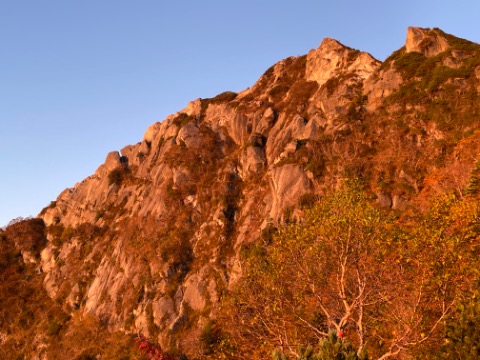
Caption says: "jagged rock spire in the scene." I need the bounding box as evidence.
[405,26,449,57]
[306,37,380,86]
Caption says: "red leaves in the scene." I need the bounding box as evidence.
[135,336,177,360]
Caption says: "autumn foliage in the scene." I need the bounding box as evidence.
[135,336,178,360]
[215,184,480,359]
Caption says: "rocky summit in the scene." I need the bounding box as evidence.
[2,27,480,359]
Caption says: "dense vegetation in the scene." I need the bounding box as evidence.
[210,183,480,359]
[4,182,480,359]
[0,220,147,359]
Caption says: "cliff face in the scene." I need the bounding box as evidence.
[11,27,480,356]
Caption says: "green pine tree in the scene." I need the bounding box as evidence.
[272,332,367,360]
[439,301,480,359]
[466,160,480,197]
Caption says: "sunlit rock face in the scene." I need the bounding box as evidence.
[306,37,380,87]
[32,26,480,356]
[405,26,450,57]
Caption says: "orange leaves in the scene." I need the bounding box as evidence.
[222,184,480,359]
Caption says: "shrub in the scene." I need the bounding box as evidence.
[272,332,367,360]
[39,201,57,215]
[5,218,47,254]
[211,91,238,103]
[172,112,194,127]
[146,303,159,338]
[435,28,480,53]
[466,160,480,197]
[108,166,131,186]
[200,320,222,355]
[61,227,75,242]
[47,320,62,336]
[437,301,480,359]
[135,336,178,360]
[95,210,105,221]
[75,352,97,360]
[159,236,193,267]
[298,193,319,208]
[108,168,124,185]
[280,80,319,116]
[199,91,238,116]
[424,65,472,91]
[324,77,340,96]
[394,51,427,79]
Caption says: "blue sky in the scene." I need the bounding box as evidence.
[1,0,479,226]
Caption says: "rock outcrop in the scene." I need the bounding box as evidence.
[306,37,380,86]
[405,26,450,56]
[21,26,480,357]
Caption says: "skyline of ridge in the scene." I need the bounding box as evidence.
[2,1,480,226]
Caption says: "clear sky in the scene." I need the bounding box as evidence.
[1,0,479,227]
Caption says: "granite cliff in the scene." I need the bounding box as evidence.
[2,27,480,359]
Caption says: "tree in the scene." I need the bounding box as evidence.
[438,301,480,359]
[220,185,479,359]
[272,332,366,360]
[466,159,480,197]
[4,217,46,254]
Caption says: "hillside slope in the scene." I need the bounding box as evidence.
[3,27,480,359]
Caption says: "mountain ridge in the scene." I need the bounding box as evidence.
[2,26,480,359]
[38,25,480,350]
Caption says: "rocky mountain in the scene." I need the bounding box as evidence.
[2,27,480,359]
